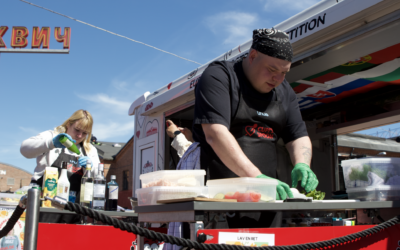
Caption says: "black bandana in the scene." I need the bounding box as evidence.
[251,28,293,62]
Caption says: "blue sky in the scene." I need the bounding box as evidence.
[1,0,398,174]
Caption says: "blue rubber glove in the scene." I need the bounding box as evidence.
[52,133,76,149]
[291,163,319,193]
[256,174,294,200]
[78,156,91,169]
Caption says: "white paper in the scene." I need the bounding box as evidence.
[218,232,275,247]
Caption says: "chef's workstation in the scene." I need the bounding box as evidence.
[133,165,400,246]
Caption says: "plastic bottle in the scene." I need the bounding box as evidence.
[57,162,70,200]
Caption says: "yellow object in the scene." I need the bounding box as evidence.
[42,167,59,208]
[0,210,8,217]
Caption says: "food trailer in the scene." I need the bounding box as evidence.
[2,1,400,250]
[129,0,400,197]
[127,0,400,248]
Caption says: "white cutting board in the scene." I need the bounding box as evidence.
[272,199,360,203]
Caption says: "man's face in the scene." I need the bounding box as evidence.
[246,49,291,94]
[66,120,89,144]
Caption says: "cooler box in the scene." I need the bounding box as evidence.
[342,157,400,201]
[206,177,278,202]
[140,170,206,188]
[136,186,208,206]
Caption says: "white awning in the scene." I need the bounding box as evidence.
[337,133,400,153]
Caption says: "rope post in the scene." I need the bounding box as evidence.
[190,221,204,242]
[137,222,145,250]
[24,188,41,250]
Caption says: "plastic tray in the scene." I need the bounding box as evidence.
[341,157,400,189]
[206,177,278,202]
[136,186,208,206]
[0,193,22,206]
[140,170,206,188]
[347,185,400,201]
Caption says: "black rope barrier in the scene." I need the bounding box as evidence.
[64,201,400,250]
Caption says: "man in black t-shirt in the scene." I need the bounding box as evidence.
[193,28,319,202]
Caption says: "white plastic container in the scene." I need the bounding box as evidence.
[347,185,400,201]
[206,178,278,202]
[341,157,400,189]
[0,193,23,206]
[140,170,206,188]
[136,186,208,206]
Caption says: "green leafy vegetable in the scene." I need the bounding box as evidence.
[301,189,325,200]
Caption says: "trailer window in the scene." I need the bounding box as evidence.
[164,106,195,170]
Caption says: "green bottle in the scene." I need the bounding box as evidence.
[59,135,81,155]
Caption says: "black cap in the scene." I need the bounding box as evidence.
[251,28,293,62]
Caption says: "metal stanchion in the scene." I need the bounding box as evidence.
[24,188,41,250]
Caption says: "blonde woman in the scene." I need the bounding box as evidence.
[20,109,100,223]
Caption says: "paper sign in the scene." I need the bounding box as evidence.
[0,206,25,250]
[218,232,274,247]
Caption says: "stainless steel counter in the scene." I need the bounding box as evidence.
[134,200,400,222]
[40,207,137,218]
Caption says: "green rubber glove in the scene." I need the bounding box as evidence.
[256,174,293,200]
[291,163,319,193]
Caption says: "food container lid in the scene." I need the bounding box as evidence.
[346,185,400,192]
[136,186,208,194]
[139,170,206,180]
[206,177,278,186]
[373,185,400,191]
[341,157,400,166]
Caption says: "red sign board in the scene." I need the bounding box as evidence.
[0,26,71,49]
[38,224,167,250]
[199,225,400,249]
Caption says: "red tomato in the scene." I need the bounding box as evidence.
[233,191,241,199]
[250,192,261,202]
[237,192,251,202]
[224,192,235,199]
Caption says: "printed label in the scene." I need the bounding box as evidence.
[93,184,106,198]
[84,183,93,201]
[93,200,105,207]
[109,186,119,199]
[62,139,73,148]
[45,179,57,191]
[58,184,68,195]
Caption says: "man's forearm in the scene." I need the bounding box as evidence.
[202,124,262,177]
[285,136,312,166]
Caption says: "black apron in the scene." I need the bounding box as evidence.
[31,144,86,224]
[202,83,286,180]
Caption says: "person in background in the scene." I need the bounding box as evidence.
[166,120,193,158]
[0,229,21,250]
[20,109,100,223]
[164,120,196,250]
